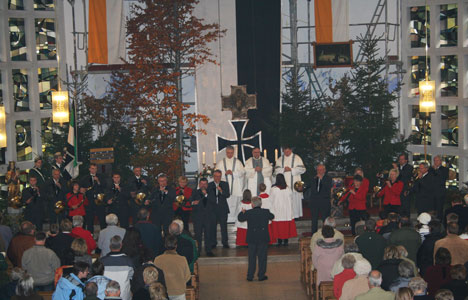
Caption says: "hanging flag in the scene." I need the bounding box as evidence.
[88,0,125,64]
[64,100,79,179]
[314,0,349,43]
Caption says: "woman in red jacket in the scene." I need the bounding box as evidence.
[67,181,88,217]
[346,174,368,236]
[377,168,403,214]
[174,176,193,232]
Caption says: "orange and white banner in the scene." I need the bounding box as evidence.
[88,0,125,64]
[314,0,349,43]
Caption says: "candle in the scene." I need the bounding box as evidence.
[274,149,278,161]
[202,152,206,164]
[263,149,267,158]
[213,151,216,164]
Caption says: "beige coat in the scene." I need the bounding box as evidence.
[340,275,369,300]
[434,234,468,265]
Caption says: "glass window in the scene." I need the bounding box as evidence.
[441,155,459,187]
[410,6,430,48]
[8,0,24,10]
[41,118,52,154]
[440,55,458,97]
[410,56,430,97]
[410,105,431,145]
[34,0,54,10]
[38,68,57,110]
[441,105,458,146]
[12,69,29,112]
[9,18,27,61]
[440,4,457,47]
[36,18,57,60]
[0,74,3,105]
[16,120,32,162]
[412,153,432,166]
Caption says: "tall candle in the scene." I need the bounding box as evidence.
[213,151,216,164]
[274,149,278,162]
[263,149,267,158]
[202,152,206,164]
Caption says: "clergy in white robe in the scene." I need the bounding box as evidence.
[244,148,272,196]
[269,174,297,244]
[216,145,245,222]
[274,147,306,218]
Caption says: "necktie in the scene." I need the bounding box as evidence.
[216,184,219,204]
[316,177,321,192]
[160,190,164,204]
[203,192,207,207]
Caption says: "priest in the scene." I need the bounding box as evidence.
[274,146,306,219]
[244,148,272,196]
[216,145,245,222]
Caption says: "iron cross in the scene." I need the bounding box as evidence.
[216,120,262,163]
[221,85,257,119]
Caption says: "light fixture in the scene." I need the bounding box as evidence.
[52,90,69,124]
[0,106,6,148]
[419,79,435,113]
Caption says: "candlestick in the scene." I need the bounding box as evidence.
[264,149,267,158]
[213,151,216,164]
[202,152,206,165]
[274,149,278,162]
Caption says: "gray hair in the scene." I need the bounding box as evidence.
[368,271,383,287]
[10,267,26,281]
[105,280,121,295]
[72,215,84,227]
[16,274,34,296]
[344,243,360,253]
[341,254,356,269]
[168,222,182,236]
[354,260,372,276]
[420,162,429,169]
[398,260,415,278]
[109,235,122,251]
[106,214,119,226]
[409,277,427,293]
[252,196,262,208]
[173,219,184,230]
[435,289,454,300]
[324,217,336,228]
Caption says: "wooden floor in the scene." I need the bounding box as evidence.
[199,261,308,300]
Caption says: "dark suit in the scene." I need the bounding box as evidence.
[45,232,75,265]
[305,174,333,234]
[208,181,230,247]
[21,186,43,230]
[430,166,449,219]
[79,173,107,230]
[44,178,68,225]
[411,172,436,214]
[191,188,216,254]
[398,164,414,217]
[105,183,130,228]
[149,186,175,233]
[444,204,468,233]
[127,176,152,225]
[238,207,274,280]
[51,162,72,181]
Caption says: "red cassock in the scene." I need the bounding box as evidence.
[377,180,403,206]
[259,193,277,244]
[173,186,193,211]
[347,178,369,210]
[67,192,88,217]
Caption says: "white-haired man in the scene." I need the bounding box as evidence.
[98,214,126,257]
[104,280,122,299]
[340,259,372,300]
[310,217,344,253]
[244,147,272,196]
[355,270,395,300]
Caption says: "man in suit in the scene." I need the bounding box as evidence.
[127,167,152,225]
[430,155,449,220]
[411,162,436,214]
[209,169,230,249]
[105,172,130,228]
[22,176,44,230]
[44,169,68,226]
[397,153,414,217]
[79,163,107,231]
[238,196,274,281]
[305,164,333,234]
[29,157,47,188]
[191,178,216,257]
[51,152,72,181]
[146,173,175,233]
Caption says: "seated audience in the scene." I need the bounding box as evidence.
[395,287,414,300]
[379,212,400,238]
[0,214,13,250]
[45,220,75,265]
[435,289,455,300]
[0,267,25,299]
[389,217,421,263]
[101,235,134,300]
[333,254,356,299]
[389,260,416,293]
[7,221,36,267]
[434,222,468,265]
[417,220,445,276]
[87,260,111,300]
[121,227,153,267]
[134,208,163,257]
[11,274,43,300]
[377,245,403,291]
[166,222,193,268]
[355,219,387,269]
[84,282,100,300]
[98,214,126,257]
[71,216,96,255]
[340,259,372,300]
[309,217,344,253]
[458,225,468,240]
[21,231,60,291]
[354,212,370,236]
[53,261,89,300]
[355,270,395,300]
[132,265,160,299]
[444,197,468,231]
[172,219,198,273]
[424,247,452,297]
[396,245,419,277]
[104,280,121,300]
[148,282,167,300]
[72,238,93,267]
[154,235,191,300]
[131,252,166,295]
[416,212,431,241]
[331,242,365,278]
[409,277,430,300]
[312,225,344,284]
[440,264,468,300]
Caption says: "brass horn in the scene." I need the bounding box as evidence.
[293,181,306,193]
[54,201,66,214]
[175,195,185,207]
[9,195,24,209]
[135,192,146,206]
[94,193,106,206]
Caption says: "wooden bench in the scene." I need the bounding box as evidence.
[300,237,311,283]
[318,281,334,300]
[186,286,196,300]
[38,291,54,300]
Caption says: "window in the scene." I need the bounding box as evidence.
[8,0,24,10]
[38,67,57,110]
[410,56,430,97]
[412,153,432,166]
[9,18,27,61]
[12,69,29,112]
[410,105,431,145]
[35,18,57,60]
[410,6,430,48]
[440,4,457,47]
[41,118,52,154]
[16,119,32,162]
[34,0,54,11]
[440,55,458,97]
[440,105,458,146]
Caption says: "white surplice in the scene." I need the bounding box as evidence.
[216,157,245,222]
[244,156,272,196]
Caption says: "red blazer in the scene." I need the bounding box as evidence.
[173,186,193,211]
[71,227,96,255]
[67,192,88,217]
[347,178,369,210]
[377,180,403,206]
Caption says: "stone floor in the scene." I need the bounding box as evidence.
[198,261,308,300]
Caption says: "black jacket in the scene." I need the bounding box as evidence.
[127,176,152,196]
[51,162,72,181]
[444,205,468,232]
[208,181,230,214]
[417,231,445,276]
[238,207,274,244]
[130,262,166,294]
[377,258,403,291]
[44,178,68,205]
[79,173,107,207]
[398,164,414,191]
[430,166,449,196]
[411,172,436,212]
[191,188,216,220]
[149,186,176,223]
[305,174,333,202]
[105,182,129,211]
[45,232,75,265]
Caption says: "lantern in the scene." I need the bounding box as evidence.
[0,106,6,148]
[418,80,436,113]
[52,90,69,124]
